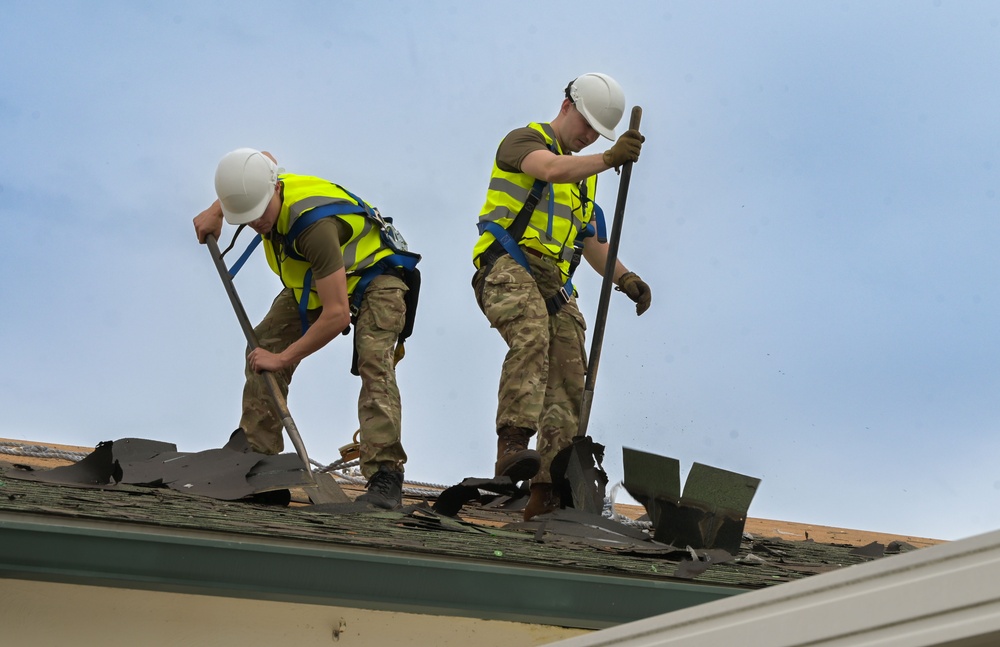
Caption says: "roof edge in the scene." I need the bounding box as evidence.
[0,511,746,629]
[549,526,1000,645]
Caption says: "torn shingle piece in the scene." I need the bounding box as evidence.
[111,438,177,466]
[6,441,118,486]
[850,541,886,559]
[432,477,525,517]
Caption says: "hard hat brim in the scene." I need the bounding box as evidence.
[570,72,624,141]
[220,187,275,225]
[578,104,617,141]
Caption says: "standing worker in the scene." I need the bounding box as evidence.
[194,149,420,509]
[472,73,652,520]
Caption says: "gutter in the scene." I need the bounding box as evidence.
[0,511,747,630]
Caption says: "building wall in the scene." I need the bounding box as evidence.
[2,577,589,646]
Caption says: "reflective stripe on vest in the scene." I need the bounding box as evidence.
[262,174,394,310]
[473,122,598,278]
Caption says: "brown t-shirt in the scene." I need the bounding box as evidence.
[496,126,551,173]
[289,217,352,279]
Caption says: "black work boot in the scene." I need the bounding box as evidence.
[523,482,561,521]
[356,464,404,510]
[495,426,541,483]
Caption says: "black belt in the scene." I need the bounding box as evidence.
[380,265,404,279]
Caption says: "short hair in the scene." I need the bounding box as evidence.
[564,79,576,102]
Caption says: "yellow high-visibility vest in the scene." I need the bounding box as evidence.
[473,122,598,279]
[263,174,394,309]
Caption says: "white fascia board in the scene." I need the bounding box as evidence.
[548,527,1000,647]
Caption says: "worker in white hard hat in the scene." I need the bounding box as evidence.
[471,73,652,520]
[193,149,421,510]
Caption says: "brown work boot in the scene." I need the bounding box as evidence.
[523,483,561,521]
[495,426,541,483]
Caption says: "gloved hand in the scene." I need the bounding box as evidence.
[615,272,651,316]
[602,129,645,170]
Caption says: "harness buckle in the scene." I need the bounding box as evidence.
[546,286,571,315]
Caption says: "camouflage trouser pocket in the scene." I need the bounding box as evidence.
[561,297,587,332]
[360,275,407,335]
[481,256,546,331]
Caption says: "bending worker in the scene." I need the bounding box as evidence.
[472,73,652,520]
[194,149,419,509]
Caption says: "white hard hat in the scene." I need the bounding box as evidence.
[567,73,625,140]
[214,148,280,225]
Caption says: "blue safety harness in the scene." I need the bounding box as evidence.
[477,174,607,315]
[223,188,420,335]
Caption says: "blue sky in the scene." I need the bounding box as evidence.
[2,1,998,541]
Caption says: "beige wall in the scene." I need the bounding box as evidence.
[1,577,589,646]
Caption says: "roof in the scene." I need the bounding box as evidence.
[0,437,943,631]
[548,525,1000,647]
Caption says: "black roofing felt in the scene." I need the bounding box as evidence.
[8,433,312,501]
[0,458,898,591]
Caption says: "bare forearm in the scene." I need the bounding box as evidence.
[247,269,352,374]
[279,269,351,364]
[546,154,610,183]
[522,151,611,184]
[193,199,224,243]
[276,311,349,365]
[583,238,629,283]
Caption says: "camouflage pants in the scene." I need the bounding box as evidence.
[241,275,408,478]
[474,254,587,484]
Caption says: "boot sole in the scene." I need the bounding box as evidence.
[497,454,541,483]
[356,494,402,510]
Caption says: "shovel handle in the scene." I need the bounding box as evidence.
[578,105,643,438]
[205,234,314,481]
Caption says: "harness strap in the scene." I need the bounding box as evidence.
[347,255,421,377]
[592,202,608,243]
[474,132,606,315]
[477,176,549,241]
[546,221,595,316]
[283,202,369,261]
[481,203,604,316]
[298,268,313,334]
[545,187,555,240]
[289,252,421,338]
[220,187,421,337]
[228,234,263,278]
[481,221,534,275]
[218,224,260,279]
[349,253,420,317]
[339,188,377,218]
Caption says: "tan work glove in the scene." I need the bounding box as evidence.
[602,129,645,170]
[615,272,651,316]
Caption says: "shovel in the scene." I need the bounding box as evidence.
[205,234,315,484]
[563,105,643,512]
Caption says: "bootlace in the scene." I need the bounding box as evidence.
[367,469,397,495]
